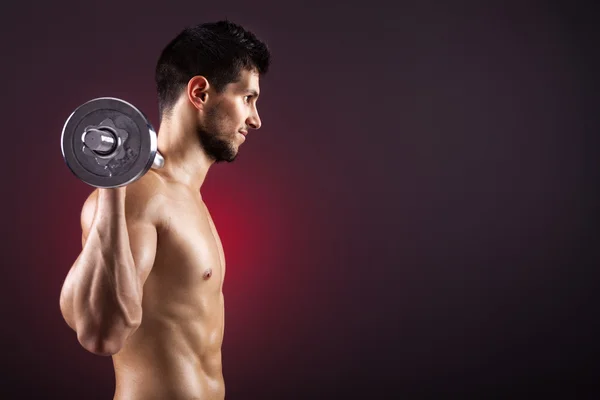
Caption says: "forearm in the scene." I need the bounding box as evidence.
[61,211,142,354]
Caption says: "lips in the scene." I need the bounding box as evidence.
[239,131,248,136]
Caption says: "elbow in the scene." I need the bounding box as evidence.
[72,299,142,356]
[78,334,123,356]
[76,322,140,356]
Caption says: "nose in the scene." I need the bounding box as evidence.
[247,109,261,130]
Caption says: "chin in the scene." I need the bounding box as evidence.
[215,148,238,163]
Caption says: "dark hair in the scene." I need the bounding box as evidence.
[155,20,271,118]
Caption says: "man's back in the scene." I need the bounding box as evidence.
[81,171,226,400]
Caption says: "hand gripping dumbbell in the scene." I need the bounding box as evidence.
[61,97,164,188]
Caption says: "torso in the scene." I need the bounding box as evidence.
[112,172,226,400]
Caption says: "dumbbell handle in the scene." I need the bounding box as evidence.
[83,127,164,169]
[153,151,164,169]
[83,128,117,153]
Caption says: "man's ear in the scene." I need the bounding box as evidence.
[187,75,210,110]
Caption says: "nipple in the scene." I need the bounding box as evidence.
[203,268,213,280]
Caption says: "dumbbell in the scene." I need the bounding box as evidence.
[61,97,164,188]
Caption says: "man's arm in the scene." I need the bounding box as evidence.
[59,181,158,356]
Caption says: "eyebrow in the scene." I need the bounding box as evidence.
[246,89,260,97]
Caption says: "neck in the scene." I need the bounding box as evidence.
[154,108,214,191]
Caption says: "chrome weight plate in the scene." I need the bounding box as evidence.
[61,97,161,188]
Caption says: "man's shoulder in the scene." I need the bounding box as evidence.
[124,172,166,223]
[82,172,168,227]
[125,171,164,200]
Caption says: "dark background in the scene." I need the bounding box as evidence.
[1,0,598,398]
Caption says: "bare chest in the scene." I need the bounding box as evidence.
[151,194,226,294]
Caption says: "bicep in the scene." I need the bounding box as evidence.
[81,190,99,249]
[126,216,158,287]
[79,184,158,287]
[124,181,160,288]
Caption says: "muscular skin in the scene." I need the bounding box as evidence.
[76,172,226,399]
[121,174,226,399]
[60,68,261,400]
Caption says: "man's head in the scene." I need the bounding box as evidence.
[155,20,271,162]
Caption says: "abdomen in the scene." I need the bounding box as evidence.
[112,301,225,399]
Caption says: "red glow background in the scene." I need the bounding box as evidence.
[1,1,599,398]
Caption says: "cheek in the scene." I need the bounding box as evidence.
[234,102,248,123]
[210,107,235,132]
[222,103,244,127]
[212,101,246,133]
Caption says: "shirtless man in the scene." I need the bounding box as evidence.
[59,20,271,399]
